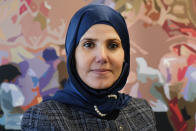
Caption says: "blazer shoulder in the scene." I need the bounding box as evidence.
[21,100,70,130]
[124,97,157,130]
[127,97,152,110]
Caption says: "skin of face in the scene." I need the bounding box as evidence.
[75,24,125,90]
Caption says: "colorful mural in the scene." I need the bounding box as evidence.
[0,0,195,130]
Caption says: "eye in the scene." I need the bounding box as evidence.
[107,42,119,49]
[83,41,95,48]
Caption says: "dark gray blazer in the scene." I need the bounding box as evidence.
[21,98,156,131]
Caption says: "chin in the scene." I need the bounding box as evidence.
[88,82,113,90]
[84,77,117,90]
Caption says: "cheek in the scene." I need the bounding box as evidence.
[75,57,85,81]
[117,58,124,73]
[75,51,91,74]
[111,51,124,75]
[114,51,124,67]
[75,56,84,72]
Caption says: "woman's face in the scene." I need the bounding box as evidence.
[75,24,124,90]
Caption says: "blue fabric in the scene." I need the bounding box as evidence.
[48,4,131,116]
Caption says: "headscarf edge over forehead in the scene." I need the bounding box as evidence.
[65,4,130,98]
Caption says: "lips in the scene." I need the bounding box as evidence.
[90,69,112,75]
[92,69,111,72]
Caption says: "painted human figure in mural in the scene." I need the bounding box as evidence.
[18,60,42,111]
[0,64,24,130]
[39,47,61,99]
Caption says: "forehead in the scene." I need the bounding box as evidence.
[80,24,121,40]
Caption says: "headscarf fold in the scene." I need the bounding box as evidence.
[50,4,131,117]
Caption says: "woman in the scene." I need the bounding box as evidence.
[0,64,24,130]
[22,4,156,131]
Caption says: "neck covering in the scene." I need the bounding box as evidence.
[50,4,131,117]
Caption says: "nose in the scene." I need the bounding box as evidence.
[95,46,108,64]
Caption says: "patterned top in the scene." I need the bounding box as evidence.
[21,98,156,131]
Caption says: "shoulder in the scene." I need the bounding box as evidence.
[125,97,155,117]
[127,97,152,110]
[21,100,71,130]
[122,97,156,130]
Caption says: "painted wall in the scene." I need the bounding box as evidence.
[0,0,195,130]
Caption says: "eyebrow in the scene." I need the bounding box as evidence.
[80,37,121,42]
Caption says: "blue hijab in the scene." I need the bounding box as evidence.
[50,4,131,117]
